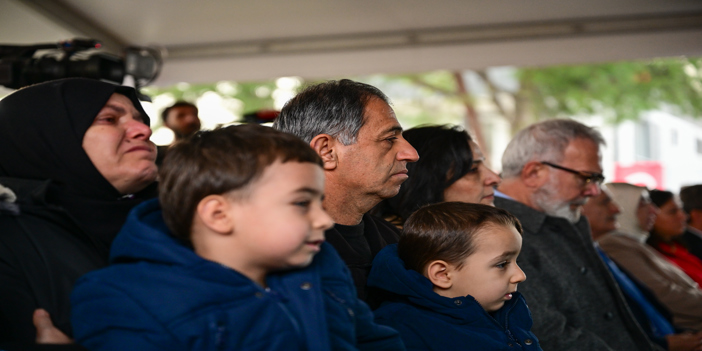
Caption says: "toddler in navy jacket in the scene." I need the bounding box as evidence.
[71,125,403,351]
[368,202,541,350]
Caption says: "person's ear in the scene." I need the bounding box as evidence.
[310,134,338,171]
[196,195,234,235]
[521,161,548,188]
[426,260,453,290]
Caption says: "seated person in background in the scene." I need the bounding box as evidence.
[583,185,702,351]
[648,190,702,287]
[0,78,158,348]
[372,124,500,227]
[599,183,702,332]
[70,125,404,351]
[367,202,542,351]
[680,185,702,261]
[495,119,656,350]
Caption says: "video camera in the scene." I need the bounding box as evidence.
[0,38,162,90]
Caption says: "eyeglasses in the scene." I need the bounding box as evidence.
[541,161,605,185]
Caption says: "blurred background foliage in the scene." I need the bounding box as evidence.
[520,56,702,123]
[141,56,702,144]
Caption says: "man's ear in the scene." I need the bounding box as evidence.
[195,195,234,235]
[521,161,548,188]
[310,134,338,171]
[426,260,453,290]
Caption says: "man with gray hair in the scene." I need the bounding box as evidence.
[274,79,419,300]
[495,119,657,350]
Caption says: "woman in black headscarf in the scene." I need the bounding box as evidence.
[0,78,158,343]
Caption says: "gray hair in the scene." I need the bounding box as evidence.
[273,79,390,145]
[501,119,605,178]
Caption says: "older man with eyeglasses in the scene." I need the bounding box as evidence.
[495,119,659,351]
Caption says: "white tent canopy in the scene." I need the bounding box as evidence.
[2,0,702,86]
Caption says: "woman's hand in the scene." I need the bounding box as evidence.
[33,309,73,344]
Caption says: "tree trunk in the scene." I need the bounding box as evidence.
[452,72,491,167]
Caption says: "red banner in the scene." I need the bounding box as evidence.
[613,161,664,190]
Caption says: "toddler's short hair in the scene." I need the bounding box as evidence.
[158,124,322,243]
[399,202,523,273]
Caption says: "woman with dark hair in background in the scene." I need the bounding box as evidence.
[0,78,158,347]
[373,124,500,226]
[648,190,702,287]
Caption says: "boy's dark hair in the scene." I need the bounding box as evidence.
[158,124,322,243]
[399,202,523,274]
[161,101,198,123]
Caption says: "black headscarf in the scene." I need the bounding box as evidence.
[0,78,158,253]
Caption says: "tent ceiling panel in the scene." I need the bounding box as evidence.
[157,29,702,84]
[52,0,702,45]
[2,0,702,85]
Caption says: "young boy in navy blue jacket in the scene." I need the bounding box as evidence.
[367,202,542,350]
[70,124,404,351]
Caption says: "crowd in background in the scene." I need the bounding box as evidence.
[0,78,701,351]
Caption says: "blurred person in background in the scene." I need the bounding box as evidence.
[584,184,702,351]
[372,124,500,227]
[599,183,702,332]
[680,185,702,261]
[0,78,158,348]
[161,101,201,140]
[648,190,702,287]
[581,184,622,240]
[156,101,201,165]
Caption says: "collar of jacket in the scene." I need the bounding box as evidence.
[494,197,548,234]
[494,196,590,235]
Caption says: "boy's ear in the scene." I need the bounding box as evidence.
[309,134,338,171]
[521,161,548,188]
[426,260,453,290]
[196,195,234,235]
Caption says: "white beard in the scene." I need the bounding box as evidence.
[532,177,587,223]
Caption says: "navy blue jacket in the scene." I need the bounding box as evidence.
[71,199,404,351]
[367,244,541,351]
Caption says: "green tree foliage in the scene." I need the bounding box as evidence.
[519,57,702,123]
[136,56,701,139]
[352,72,465,127]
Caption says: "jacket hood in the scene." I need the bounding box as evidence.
[367,244,436,301]
[607,183,650,242]
[367,244,522,324]
[109,198,197,266]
